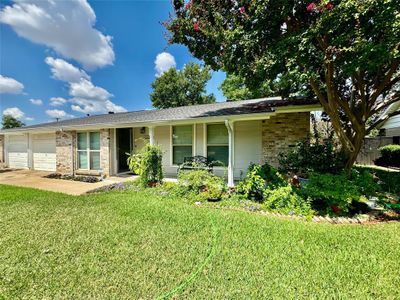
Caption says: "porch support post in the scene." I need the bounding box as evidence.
[225,120,235,187]
[149,126,155,145]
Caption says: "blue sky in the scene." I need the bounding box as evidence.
[0,0,226,125]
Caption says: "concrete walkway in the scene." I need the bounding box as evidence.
[0,169,138,195]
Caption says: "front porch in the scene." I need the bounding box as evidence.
[112,121,236,186]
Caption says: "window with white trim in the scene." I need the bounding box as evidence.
[172,125,193,165]
[77,132,101,170]
[207,124,228,166]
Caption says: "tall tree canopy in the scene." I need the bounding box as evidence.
[150,62,215,109]
[220,74,265,100]
[1,115,25,129]
[166,0,400,170]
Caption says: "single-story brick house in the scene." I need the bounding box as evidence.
[0,97,320,186]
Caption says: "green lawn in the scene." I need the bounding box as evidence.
[1,184,399,299]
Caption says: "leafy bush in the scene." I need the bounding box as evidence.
[301,173,367,215]
[278,139,345,176]
[178,169,226,201]
[375,144,400,168]
[128,144,163,187]
[263,186,314,217]
[236,162,286,201]
[350,169,381,197]
[354,165,400,194]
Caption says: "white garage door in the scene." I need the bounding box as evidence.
[8,135,28,169]
[33,133,56,171]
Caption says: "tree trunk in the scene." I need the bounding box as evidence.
[343,132,364,174]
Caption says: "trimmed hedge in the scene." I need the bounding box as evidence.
[375,144,400,168]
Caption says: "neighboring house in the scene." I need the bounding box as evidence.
[0,97,320,186]
[378,102,400,142]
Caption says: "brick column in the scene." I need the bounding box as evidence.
[262,112,310,166]
[56,130,76,174]
[100,129,110,177]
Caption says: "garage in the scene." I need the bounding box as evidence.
[7,134,28,169]
[32,133,56,171]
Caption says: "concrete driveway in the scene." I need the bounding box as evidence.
[0,169,137,195]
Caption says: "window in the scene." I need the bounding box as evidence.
[77,132,101,170]
[172,125,193,165]
[207,124,228,166]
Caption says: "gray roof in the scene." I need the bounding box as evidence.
[1,97,319,133]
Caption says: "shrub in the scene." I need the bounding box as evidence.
[278,139,345,176]
[301,173,367,215]
[178,169,226,201]
[354,165,400,194]
[128,144,163,187]
[350,169,381,197]
[263,186,314,217]
[375,144,400,168]
[236,162,286,201]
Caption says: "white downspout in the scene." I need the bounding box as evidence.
[225,120,234,187]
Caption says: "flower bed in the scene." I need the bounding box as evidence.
[44,173,101,183]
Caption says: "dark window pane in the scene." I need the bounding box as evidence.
[90,132,100,150]
[207,124,228,145]
[90,152,100,170]
[173,125,193,145]
[77,133,87,150]
[78,151,88,169]
[173,146,192,165]
[207,146,228,166]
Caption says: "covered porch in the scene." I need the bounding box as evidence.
[112,120,237,186]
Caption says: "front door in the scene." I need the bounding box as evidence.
[117,128,132,173]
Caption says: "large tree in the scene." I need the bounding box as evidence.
[150,62,215,108]
[166,0,400,171]
[1,115,25,129]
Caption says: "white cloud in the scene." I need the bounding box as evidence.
[46,109,73,119]
[3,107,25,119]
[155,52,176,76]
[29,98,43,105]
[71,98,126,114]
[0,0,114,69]
[25,117,34,121]
[69,79,111,101]
[68,79,126,114]
[45,57,90,82]
[0,75,24,94]
[49,97,67,106]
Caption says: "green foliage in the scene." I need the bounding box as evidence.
[150,62,215,109]
[375,144,400,168]
[301,173,367,215]
[350,169,381,198]
[263,186,314,217]
[278,139,345,176]
[237,162,286,201]
[1,115,25,129]
[177,169,226,201]
[355,165,400,194]
[127,144,163,187]
[126,152,141,174]
[166,0,400,170]
[219,74,273,100]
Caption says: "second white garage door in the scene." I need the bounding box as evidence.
[32,133,56,171]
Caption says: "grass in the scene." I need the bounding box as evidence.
[1,184,399,299]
